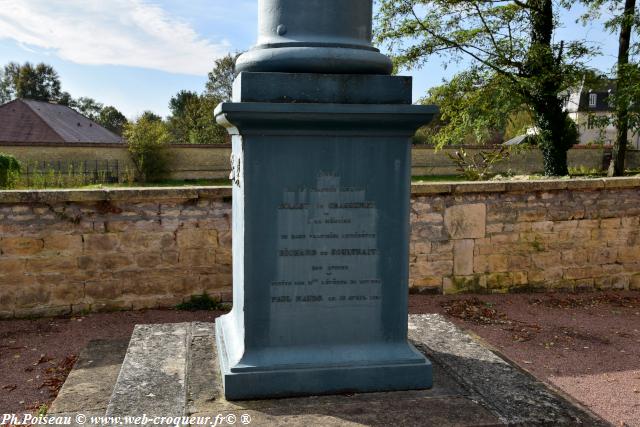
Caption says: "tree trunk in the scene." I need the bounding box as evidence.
[608,0,636,177]
[541,137,569,176]
[526,0,573,176]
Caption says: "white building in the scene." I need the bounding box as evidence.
[562,79,640,149]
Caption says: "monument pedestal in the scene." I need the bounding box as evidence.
[215,84,436,399]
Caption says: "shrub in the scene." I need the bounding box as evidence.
[123,116,170,182]
[176,293,230,311]
[0,153,21,189]
[447,145,511,181]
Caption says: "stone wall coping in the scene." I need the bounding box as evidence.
[411,177,640,195]
[0,141,232,148]
[0,186,232,204]
[1,177,638,204]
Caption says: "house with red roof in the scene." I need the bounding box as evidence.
[0,99,122,144]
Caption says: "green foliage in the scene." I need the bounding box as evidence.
[169,90,199,117]
[375,0,591,175]
[67,97,128,136]
[504,110,536,141]
[139,111,163,123]
[447,146,511,180]
[123,115,170,182]
[578,0,640,36]
[0,62,62,103]
[36,404,49,417]
[421,70,524,147]
[0,153,21,189]
[71,97,104,121]
[164,53,237,145]
[205,53,238,102]
[176,293,229,311]
[98,106,128,135]
[56,91,74,107]
[168,92,227,144]
[569,165,604,176]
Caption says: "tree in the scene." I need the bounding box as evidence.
[0,62,62,102]
[0,68,11,104]
[123,115,170,182]
[167,92,227,144]
[57,91,74,107]
[169,90,199,118]
[205,53,237,102]
[139,111,163,123]
[376,0,588,175]
[0,153,21,189]
[188,96,228,144]
[168,91,199,143]
[421,69,525,146]
[72,97,104,121]
[98,106,128,135]
[580,0,638,176]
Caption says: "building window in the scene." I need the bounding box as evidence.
[589,93,597,107]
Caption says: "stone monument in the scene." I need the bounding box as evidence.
[214,0,437,400]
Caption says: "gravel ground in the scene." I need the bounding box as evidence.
[409,291,640,427]
[1,292,639,426]
[0,310,223,414]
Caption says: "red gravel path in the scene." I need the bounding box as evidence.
[1,292,639,426]
[0,310,222,414]
[409,292,640,427]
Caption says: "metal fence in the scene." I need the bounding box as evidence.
[22,159,122,187]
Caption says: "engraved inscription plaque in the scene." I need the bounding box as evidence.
[270,172,382,345]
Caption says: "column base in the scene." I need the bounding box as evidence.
[215,318,433,401]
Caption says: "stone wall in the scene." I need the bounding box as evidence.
[409,179,640,294]
[0,188,232,318]
[1,178,640,318]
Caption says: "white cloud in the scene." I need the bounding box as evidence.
[0,0,231,75]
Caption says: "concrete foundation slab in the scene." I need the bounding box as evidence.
[50,316,606,426]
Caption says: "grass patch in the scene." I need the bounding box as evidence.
[85,178,232,188]
[412,175,468,182]
[9,171,640,191]
[176,293,230,311]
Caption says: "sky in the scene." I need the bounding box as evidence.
[0,0,624,119]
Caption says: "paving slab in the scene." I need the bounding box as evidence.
[49,339,129,414]
[408,314,607,426]
[105,323,191,419]
[190,324,499,426]
[51,316,608,427]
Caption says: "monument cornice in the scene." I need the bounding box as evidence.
[215,103,438,136]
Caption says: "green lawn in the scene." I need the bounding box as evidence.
[82,178,232,188]
[90,176,468,188]
[411,175,468,183]
[102,176,468,188]
[7,172,640,191]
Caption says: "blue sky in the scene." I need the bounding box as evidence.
[0,0,623,118]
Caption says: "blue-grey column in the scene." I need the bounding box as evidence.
[215,0,436,400]
[235,0,392,75]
